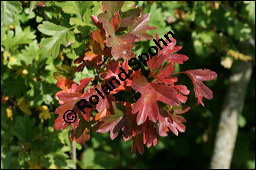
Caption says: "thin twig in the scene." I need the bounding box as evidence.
[72,140,77,169]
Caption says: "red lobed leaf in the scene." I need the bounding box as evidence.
[56,79,75,91]
[102,1,124,20]
[132,74,181,125]
[54,100,77,114]
[118,33,141,43]
[73,78,93,92]
[142,120,158,148]
[106,36,136,60]
[54,113,70,130]
[168,114,187,136]
[70,120,91,145]
[91,30,105,50]
[128,13,157,34]
[184,69,218,81]
[98,16,115,37]
[100,60,130,94]
[157,108,187,136]
[56,93,82,104]
[96,102,124,140]
[110,11,121,31]
[182,69,217,106]
[95,107,110,121]
[121,102,139,141]
[70,128,90,145]
[120,8,141,27]
[165,54,188,64]
[95,87,114,113]
[131,133,144,155]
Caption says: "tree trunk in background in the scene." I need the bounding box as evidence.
[210,60,253,169]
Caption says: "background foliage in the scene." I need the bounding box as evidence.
[1,1,255,169]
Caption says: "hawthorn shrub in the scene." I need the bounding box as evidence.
[52,1,216,154]
[2,1,254,169]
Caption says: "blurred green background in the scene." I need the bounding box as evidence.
[1,1,255,169]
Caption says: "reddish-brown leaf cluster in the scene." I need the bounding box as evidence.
[54,2,217,154]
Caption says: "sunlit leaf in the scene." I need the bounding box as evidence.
[1,1,22,27]
[38,21,75,58]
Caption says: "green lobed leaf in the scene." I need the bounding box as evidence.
[91,1,103,16]
[61,1,92,20]
[11,115,39,143]
[1,1,22,28]
[38,21,70,36]
[38,21,75,58]
[70,17,95,28]
[2,25,36,51]
[16,40,42,65]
